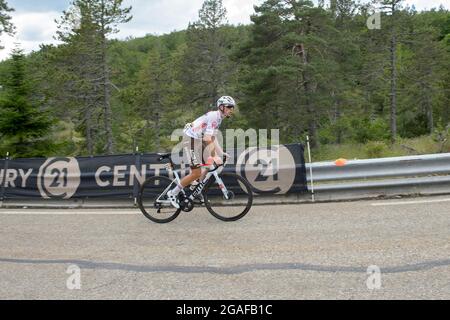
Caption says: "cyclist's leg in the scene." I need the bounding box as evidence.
[172,136,204,195]
[198,140,215,181]
[180,168,202,189]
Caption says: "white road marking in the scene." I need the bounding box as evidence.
[0,210,139,215]
[371,198,450,207]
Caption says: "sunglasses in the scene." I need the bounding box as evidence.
[224,105,235,109]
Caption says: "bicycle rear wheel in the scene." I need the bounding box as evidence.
[204,172,253,222]
[138,176,181,224]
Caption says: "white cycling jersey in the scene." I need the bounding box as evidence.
[184,110,223,140]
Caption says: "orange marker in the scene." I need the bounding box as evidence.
[335,158,347,167]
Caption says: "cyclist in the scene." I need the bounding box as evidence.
[167,96,236,208]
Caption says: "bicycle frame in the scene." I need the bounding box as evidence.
[155,160,231,206]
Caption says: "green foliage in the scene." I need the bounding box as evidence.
[364,141,388,159]
[399,112,429,138]
[350,118,391,143]
[312,135,450,162]
[179,0,237,113]
[50,0,133,155]
[0,49,55,158]
[0,0,448,158]
[319,116,391,144]
[432,124,450,153]
[0,0,14,49]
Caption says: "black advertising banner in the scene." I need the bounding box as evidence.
[0,144,308,200]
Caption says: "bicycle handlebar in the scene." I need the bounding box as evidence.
[157,153,228,172]
[207,154,228,173]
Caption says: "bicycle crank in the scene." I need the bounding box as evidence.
[180,197,195,212]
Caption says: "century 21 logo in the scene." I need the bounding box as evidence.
[236,145,296,195]
[37,158,81,199]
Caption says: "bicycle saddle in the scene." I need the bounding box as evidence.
[157,153,171,161]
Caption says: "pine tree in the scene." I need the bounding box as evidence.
[0,48,54,157]
[131,43,176,152]
[237,0,337,146]
[374,0,404,143]
[54,0,132,155]
[323,0,363,145]
[54,2,104,155]
[0,0,14,49]
[91,0,132,154]
[235,0,286,134]
[399,8,449,136]
[179,0,234,113]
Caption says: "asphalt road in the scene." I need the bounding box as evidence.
[0,196,449,300]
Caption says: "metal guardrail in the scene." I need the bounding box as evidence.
[305,153,450,200]
[1,153,450,208]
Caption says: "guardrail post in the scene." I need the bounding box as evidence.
[133,146,141,207]
[1,152,10,204]
[306,137,315,202]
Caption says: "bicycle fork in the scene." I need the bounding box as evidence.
[211,171,231,200]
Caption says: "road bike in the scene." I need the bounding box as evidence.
[138,153,253,223]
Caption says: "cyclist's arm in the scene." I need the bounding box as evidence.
[203,134,214,143]
[213,137,224,157]
[203,113,223,157]
[203,134,217,157]
[204,135,225,158]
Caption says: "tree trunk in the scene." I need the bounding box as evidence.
[101,25,114,155]
[425,86,434,134]
[299,43,319,148]
[390,3,398,144]
[330,0,337,16]
[294,68,303,143]
[390,33,397,144]
[85,105,93,156]
[155,111,161,152]
[333,92,342,144]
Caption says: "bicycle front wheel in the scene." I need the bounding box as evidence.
[204,172,253,222]
[138,176,181,224]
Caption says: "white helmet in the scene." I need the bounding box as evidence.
[217,96,236,108]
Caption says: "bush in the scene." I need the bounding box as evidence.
[318,116,391,145]
[364,141,388,159]
[350,118,391,143]
[432,124,450,153]
[399,112,429,138]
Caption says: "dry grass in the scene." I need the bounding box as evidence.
[311,135,450,162]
